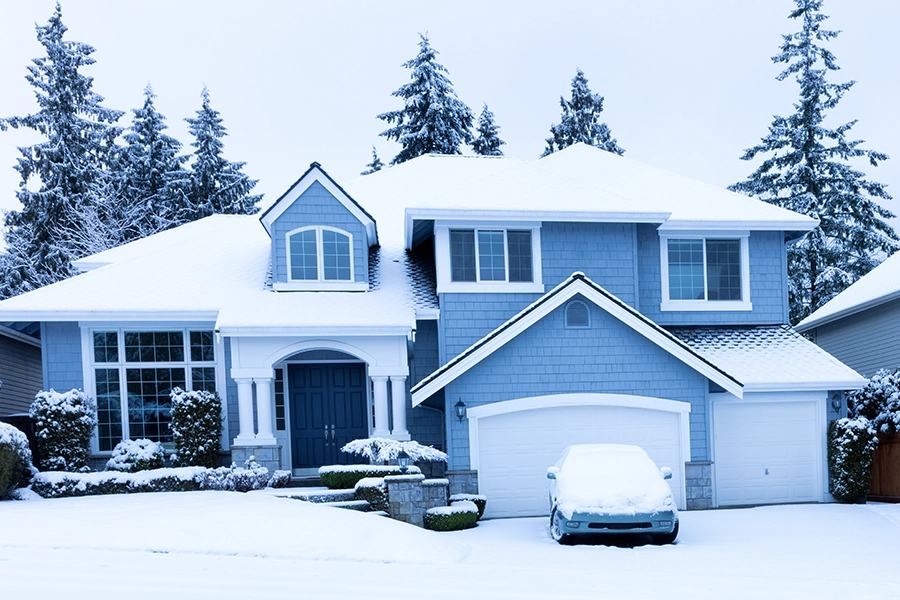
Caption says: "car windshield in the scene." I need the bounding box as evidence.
[561,448,659,480]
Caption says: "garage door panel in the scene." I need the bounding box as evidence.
[476,405,685,519]
[714,400,821,506]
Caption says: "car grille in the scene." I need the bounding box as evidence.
[587,522,653,530]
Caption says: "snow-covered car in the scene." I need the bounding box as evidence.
[546,444,679,545]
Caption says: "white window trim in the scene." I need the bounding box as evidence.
[280,225,366,291]
[564,299,591,329]
[659,232,752,312]
[82,325,223,455]
[435,221,544,294]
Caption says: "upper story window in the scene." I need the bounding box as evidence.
[438,224,542,293]
[277,226,366,291]
[659,233,751,311]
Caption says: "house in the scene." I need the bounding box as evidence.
[0,143,865,516]
[795,251,900,377]
[0,322,42,417]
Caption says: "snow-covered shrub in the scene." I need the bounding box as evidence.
[31,467,206,498]
[106,439,165,473]
[30,389,97,472]
[341,437,448,464]
[450,493,487,520]
[196,463,270,492]
[318,464,421,489]
[0,422,35,500]
[268,470,292,488]
[354,477,389,511]
[170,388,223,468]
[424,500,479,531]
[828,417,879,503]
[848,367,900,434]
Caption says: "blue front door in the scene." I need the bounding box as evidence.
[288,363,369,469]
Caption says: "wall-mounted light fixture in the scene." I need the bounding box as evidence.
[831,392,843,413]
[455,399,467,422]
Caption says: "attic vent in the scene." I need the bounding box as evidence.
[565,300,590,329]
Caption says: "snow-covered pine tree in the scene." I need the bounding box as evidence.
[730,0,897,324]
[0,4,123,298]
[542,69,624,157]
[118,84,190,236]
[184,87,261,218]
[378,34,474,165]
[472,104,505,156]
[361,146,385,175]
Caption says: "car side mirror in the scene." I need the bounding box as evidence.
[547,467,559,480]
[660,467,673,480]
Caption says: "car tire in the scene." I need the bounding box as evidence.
[550,508,570,544]
[650,520,679,545]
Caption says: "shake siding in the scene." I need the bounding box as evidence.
[0,335,41,415]
[407,320,443,449]
[813,298,900,377]
[270,181,368,284]
[439,293,543,363]
[41,322,83,392]
[637,225,786,325]
[443,298,709,470]
[225,338,239,445]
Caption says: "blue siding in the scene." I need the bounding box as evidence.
[225,337,239,445]
[41,321,83,392]
[270,181,368,284]
[637,226,787,325]
[541,222,637,306]
[408,319,444,449]
[439,293,542,363]
[442,297,709,470]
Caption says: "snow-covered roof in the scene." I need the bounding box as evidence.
[345,144,819,250]
[668,325,866,392]
[795,251,900,332]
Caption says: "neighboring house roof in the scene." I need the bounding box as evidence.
[345,143,819,250]
[410,272,745,406]
[668,326,866,392]
[795,251,900,331]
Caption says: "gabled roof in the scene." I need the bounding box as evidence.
[259,162,378,246]
[409,272,744,406]
[668,326,866,392]
[795,251,900,331]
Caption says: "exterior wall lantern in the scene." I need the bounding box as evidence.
[455,399,467,422]
[397,449,410,473]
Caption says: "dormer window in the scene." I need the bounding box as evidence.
[276,226,366,291]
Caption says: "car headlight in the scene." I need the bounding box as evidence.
[659,520,673,527]
[565,521,581,528]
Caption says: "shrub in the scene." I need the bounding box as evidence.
[170,388,223,468]
[354,477,388,511]
[341,437,448,464]
[30,389,96,472]
[106,439,166,473]
[318,464,421,489]
[0,422,34,500]
[268,470,292,489]
[828,417,879,503]
[848,368,900,434]
[450,493,487,520]
[424,501,479,531]
[31,467,206,498]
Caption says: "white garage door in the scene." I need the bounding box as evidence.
[470,395,690,519]
[714,396,823,506]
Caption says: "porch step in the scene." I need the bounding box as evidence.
[285,477,322,488]
[325,500,373,512]
[279,488,358,503]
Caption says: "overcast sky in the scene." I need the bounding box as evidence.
[1,0,899,224]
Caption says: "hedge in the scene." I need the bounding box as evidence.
[450,493,487,520]
[318,464,421,489]
[30,389,96,472]
[1,422,35,500]
[828,417,878,504]
[424,501,479,531]
[354,477,389,512]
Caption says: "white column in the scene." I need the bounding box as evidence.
[254,377,277,445]
[390,376,409,439]
[372,376,390,437]
[234,378,255,445]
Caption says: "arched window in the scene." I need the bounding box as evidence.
[287,226,353,282]
[565,300,590,329]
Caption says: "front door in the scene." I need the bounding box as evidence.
[289,363,369,469]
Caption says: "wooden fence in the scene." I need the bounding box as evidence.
[869,433,900,502]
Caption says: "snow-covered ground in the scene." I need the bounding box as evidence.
[2,490,898,599]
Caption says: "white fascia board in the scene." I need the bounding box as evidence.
[0,310,220,322]
[71,260,111,273]
[410,277,743,406]
[415,309,440,320]
[795,291,900,332]
[658,219,818,232]
[216,325,413,337]
[743,380,868,393]
[261,169,376,245]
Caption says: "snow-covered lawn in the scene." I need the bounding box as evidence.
[2,491,899,599]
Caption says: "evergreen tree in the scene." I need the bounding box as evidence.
[472,104,505,156]
[361,146,385,175]
[119,84,190,235]
[542,69,624,157]
[730,0,897,324]
[0,4,123,298]
[184,87,261,218]
[378,34,474,165]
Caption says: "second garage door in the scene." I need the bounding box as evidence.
[468,394,691,519]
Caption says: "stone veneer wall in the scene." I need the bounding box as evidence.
[685,461,713,510]
[231,445,282,473]
[446,470,478,496]
[385,474,450,527]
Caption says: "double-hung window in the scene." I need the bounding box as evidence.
[449,229,535,283]
[91,329,218,452]
[660,234,751,311]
